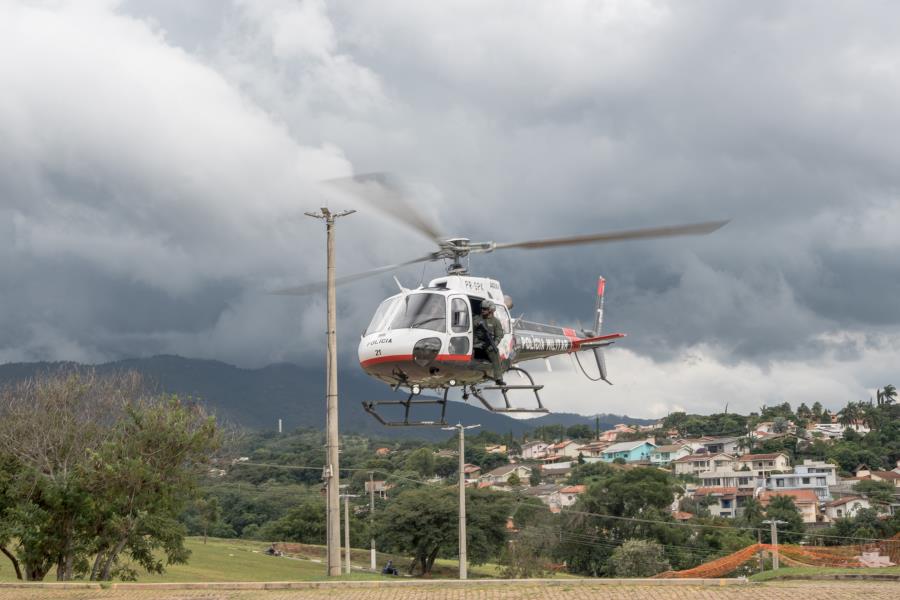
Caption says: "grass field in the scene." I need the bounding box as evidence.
[749,565,900,582]
[0,537,507,583]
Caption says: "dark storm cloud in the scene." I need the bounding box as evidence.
[1,0,899,413]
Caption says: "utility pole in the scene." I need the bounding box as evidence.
[341,492,358,575]
[762,519,788,570]
[306,207,355,577]
[369,471,376,571]
[442,423,480,580]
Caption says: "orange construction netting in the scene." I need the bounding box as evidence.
[655,536,900,578]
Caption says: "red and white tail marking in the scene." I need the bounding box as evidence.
[593,276,606,335]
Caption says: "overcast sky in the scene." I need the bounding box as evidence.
[2,0,899,417]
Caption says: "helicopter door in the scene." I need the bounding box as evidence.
[448,296,471,356]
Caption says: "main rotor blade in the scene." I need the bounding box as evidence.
[323,173,444,245]
[491,220,729,251]
[270,254,435,296]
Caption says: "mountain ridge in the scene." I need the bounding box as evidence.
[0,355,656,440]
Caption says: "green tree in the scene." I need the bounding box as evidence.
[375,486,511,575]
[566,424,593,440]
[558,468,687,576]
[0,371,220,581]
[760,496,804,544]
[876,385,896,407]
[194,497,222,545]
[529,469,542,487]
[404,448,436,477]
[609,539,670,577]
[853,480,895,504]
[507,472,521,487]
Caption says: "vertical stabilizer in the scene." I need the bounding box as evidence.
[592,277,606,335]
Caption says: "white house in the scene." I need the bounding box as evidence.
[554,485,587,508]
[521,441,549,460]
[737,453,791,477]
[698,468,759,491]
[795,459,838,486]
[548,440,582,459]
[672,453,736,477]
[650,444,692,465]
[824,496,872,522]
[481,464,532,485]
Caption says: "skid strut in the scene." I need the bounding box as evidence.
[468,367,548,413]
[362,387,449,427]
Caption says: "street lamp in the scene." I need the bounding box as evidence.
[442,423,480,580]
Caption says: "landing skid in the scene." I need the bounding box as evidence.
[467,367,548,413]
[362,387,449,427]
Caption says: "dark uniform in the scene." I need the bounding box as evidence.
[473,300,505,384]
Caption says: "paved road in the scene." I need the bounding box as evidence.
[1,581,898,600]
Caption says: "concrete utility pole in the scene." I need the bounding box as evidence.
[762,519,788,570]
[341,492,358,575]
[306,207,355,577]
[442,423,480,580]
[369,471,376,571]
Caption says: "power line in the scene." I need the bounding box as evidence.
[230,463,900,543]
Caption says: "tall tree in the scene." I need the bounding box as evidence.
[374,486,511,575]
[0,370,219,581]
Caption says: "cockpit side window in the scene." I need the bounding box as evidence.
[450,297,470,333]
[365,297,399,335]
[389,293,447,332]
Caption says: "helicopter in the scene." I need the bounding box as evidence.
[276,174,727,426]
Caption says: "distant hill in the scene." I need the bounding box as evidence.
[0,356,655,440]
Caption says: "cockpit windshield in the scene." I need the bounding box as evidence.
[365,297,399,335]
[389,293,447,332]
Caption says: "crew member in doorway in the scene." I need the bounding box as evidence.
[474,299,505,386]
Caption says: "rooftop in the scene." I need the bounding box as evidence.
[759,489,819,505]
[603,439,656,454]
[653,444,690,453]
[559,485,587,494]
[738,453,789,461]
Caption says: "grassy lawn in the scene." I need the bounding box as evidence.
[750,565,900,582]
[0,537,511,583]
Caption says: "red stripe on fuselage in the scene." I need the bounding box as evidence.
[360,354,471,368]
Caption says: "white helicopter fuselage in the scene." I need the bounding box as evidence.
[357,274,622,391]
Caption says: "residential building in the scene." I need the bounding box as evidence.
[697,468,759,491]
[700,436,742,455]
[795,459,838,486]
[374,447,391,457]
[693,487,754,518]
[481,464,532,486]
[485,444,508,454]
[672,453,736,477]
[600,440,656,463]
[548,440,582,459]
[766,472,831,501]
[365,480,394,499]
[824,496,872,522]
[521,441,549,460]
[599,424,636,442]
[555,484,587,507]
[463,463,482,484]
[522,484,563,511]
[541,461,573,482]
[869,470,900,488]
[650,444,692,465]
[759,490,821,523]
[577,440,611,459]
[737,453,791,477]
